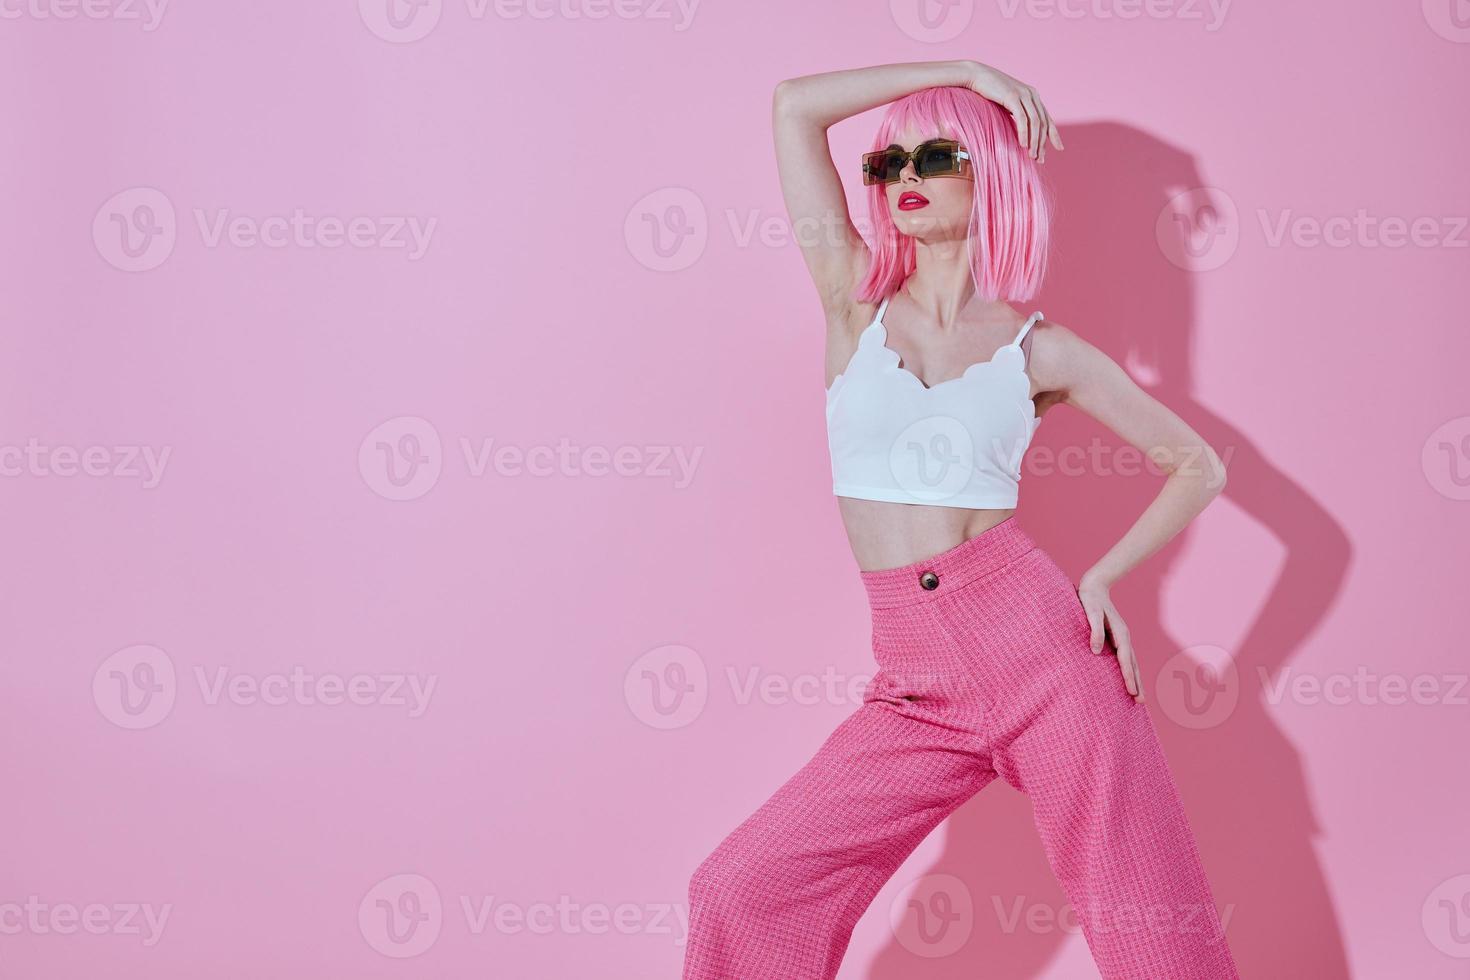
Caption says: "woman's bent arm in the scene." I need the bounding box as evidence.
[772,60,1063,315]
[771,61,981,313]
[1029,320,1228,700]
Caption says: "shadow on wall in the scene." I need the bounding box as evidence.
[863,121,1354,980]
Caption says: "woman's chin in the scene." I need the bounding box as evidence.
[892,210,969,241]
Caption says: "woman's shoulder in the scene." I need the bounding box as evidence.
[1025,314,1143,398]
[1022,314,1089,391]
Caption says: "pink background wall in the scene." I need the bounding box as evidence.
[3,1,1467,977]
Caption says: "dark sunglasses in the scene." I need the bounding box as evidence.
[861,138,972,186]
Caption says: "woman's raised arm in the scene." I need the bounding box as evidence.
[771,60,1063,317]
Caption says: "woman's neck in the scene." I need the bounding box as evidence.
[900,239,1008,330]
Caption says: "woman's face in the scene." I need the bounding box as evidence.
[882,125,974,243]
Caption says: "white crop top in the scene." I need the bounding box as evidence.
[825,297,1043,509]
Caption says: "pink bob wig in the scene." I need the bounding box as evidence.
[854,86,1054,305]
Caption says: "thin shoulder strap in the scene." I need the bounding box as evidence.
[1013,310,1043,346]
[873,296,891,326]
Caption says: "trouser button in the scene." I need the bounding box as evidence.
[919,570,939,590]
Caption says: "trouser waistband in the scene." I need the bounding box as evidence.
[859,516,1039,610]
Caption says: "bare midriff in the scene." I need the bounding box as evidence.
[838,496,1015,571]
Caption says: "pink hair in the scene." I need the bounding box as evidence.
[854,86,1054,304]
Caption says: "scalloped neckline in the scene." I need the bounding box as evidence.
[868,318,1024,392]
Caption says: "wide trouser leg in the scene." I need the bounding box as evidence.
[999,641,1242,980]
[683,695,994,980]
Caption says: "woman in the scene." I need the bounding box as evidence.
[683,60,1240,979]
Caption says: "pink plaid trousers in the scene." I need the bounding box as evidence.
[683,517,1239,979]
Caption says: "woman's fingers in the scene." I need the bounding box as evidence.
[1121,645,1142,701]
[1033,94,1062,161]
[1084,598,1105,653]
[1079,593,1145,701]
[1079,591,1144,702]
[1125,648,1144,702]
[1037,101,1059,161]
[1025,89,1063,162]
[1018,88,1042,159]
[988,78,1062,162]
[1031,91,1049,159]
[972,68,1062,161]
[1005,93,1032,159]
[1108,612,1144,702]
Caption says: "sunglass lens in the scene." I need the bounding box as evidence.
[865,150,902,184]
[916,142,957,176]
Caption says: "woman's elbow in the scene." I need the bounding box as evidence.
[772,78,805,120]
[1201,443,1228,495]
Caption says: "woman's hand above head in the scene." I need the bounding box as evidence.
[771,59,999,322]
[963,61,1064,163]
